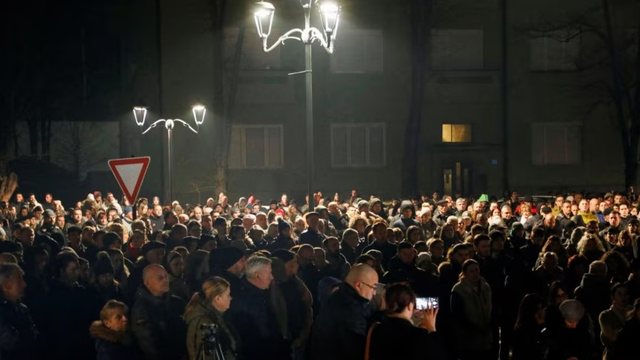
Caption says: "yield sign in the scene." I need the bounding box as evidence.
[108,157,151,205]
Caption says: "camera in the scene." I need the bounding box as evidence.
[200,323,218,333]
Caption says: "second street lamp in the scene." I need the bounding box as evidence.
[253,0,340,210]
[132,105,207,203]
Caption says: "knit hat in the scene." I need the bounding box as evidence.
[277,218,291,233]
[209,247,244,271]
[93,252,115,276]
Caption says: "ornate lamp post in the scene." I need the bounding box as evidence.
[253,0,340,209]
[132,105,206,202]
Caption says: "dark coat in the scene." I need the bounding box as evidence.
[369,317,445,360]
[382,257,439,297]
[225,278,290,360]
[0,295,38,360]
[269,235,296,252]
[362,241,398,270]
[511,325,547,360]
[612,317,640,360]
[131,287,187,360]
[575,273,611,322]
[310,282,372,360]
[89,321,135,360]
[46,280,98,360]
[299,229,325,248]
[392,217,420,232]
[546,325,595,360]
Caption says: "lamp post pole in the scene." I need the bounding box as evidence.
[304,7,314,210]
[166,124,173,202]
[253,0,340,210]
[133,106,207,204]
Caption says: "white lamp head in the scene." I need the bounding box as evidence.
[299,0,316,9]
[133,106,148,127]
[192,105,207,126]
[254,2,275,39]
[320,2,340,43]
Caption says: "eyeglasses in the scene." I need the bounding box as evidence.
[361,281,382,291]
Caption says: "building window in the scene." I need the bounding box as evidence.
[532,123,581,165]
[331,124,386,167]
[229,125,283,169]
[442,124,472,143]
[330,29,383,74]
[530,30,580,71]
[430,29,484,70]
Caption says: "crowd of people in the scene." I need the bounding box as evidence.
[1,189,640,360]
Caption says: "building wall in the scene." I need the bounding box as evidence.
[126,0,636,203]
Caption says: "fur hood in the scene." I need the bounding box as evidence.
[89,321,127,344]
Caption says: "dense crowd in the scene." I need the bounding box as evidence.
[2,189,640,360]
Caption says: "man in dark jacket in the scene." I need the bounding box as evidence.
[0,263,38,360]
[299,212,326,248]
[208,246,246,297]
[131,264,186,360]
[226,255,291,359]
[363,222,397,269]
[310,263,379,360]
[393,201,420,232]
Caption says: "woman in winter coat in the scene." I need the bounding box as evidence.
[184,276,237,360]
[367,283,445,360]
[89,300,134,360]
[450,259,493,360]
[511,294,547,360]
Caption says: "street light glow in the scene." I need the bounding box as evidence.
[254,2,275,38]
[192,105,206,126]
[320,2,340,41]
[299,0,316,9]
[133,106,148,127]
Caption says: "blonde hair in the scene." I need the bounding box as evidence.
[184,276,230,315]
[100,299,128,321]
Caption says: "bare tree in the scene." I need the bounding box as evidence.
[401,0,434,197]
[525,0,640,188]
[208,0,247,195]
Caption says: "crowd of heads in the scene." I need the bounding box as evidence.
[2,189,640,359]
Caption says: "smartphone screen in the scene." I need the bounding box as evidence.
[416,297,439,310]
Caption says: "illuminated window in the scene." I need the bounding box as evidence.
[442,124,472,143]
[229,125,283,169]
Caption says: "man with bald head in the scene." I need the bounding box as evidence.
[131,264,186,360]
[311,263,379,360]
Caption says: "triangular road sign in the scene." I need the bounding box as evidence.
[108,157,151,205]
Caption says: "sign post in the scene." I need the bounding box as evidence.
[108,157,151,219]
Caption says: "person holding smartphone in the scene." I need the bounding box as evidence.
[366,283,445,360]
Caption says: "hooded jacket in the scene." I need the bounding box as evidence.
[89,321,134,360]
[184,300,236,360]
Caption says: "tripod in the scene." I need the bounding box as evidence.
[196,324,226,360]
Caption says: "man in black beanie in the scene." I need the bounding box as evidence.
[270,218,295,252]
[209,247,246,296]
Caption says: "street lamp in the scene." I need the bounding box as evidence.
[253,0,340,210]
[132,105,207,203]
